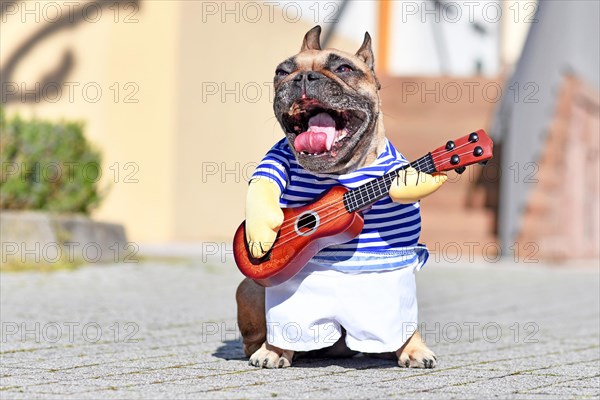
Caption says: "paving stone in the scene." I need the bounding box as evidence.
[1,260,598,399]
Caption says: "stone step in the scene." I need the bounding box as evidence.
[421,208,494,235]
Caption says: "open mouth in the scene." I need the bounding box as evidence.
[281,99,366,157]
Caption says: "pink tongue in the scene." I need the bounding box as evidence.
[294,131,328,154]
[294,113,336,154]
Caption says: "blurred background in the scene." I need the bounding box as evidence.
[1,0,598,266]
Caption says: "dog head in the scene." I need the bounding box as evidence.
[273,26,383,175]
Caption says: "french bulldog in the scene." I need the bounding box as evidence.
[236,26,443,369]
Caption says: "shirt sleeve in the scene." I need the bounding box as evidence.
[250,139,291,193]
[387,140,409,172]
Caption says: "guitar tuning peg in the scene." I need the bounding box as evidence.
[445,141,455,150]
[469,132,479,143]
[479,160,489,166]
[473,146,483,157]
[454,166,466,174]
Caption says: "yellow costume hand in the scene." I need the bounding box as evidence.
[245,179,284,259]
[389,167,447,203]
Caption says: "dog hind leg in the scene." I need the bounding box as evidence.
[236,278,267,357]
[396,331,437,368]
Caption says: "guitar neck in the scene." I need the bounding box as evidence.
[343,153,435,213]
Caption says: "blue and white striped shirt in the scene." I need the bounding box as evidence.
[251,138,429,272]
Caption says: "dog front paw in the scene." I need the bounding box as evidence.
[248,342,293,369]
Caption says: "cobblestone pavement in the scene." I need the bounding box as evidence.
[1,257,599,399]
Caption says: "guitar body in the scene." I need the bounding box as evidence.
[233,186,364,287]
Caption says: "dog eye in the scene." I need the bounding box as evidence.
[335,64,354,73]
[275,69,289,77]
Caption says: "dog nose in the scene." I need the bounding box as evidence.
[294,71,323,82]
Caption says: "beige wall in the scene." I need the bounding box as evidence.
[2,1,359,243]
[3,1,180,242]
[173,2,359,242]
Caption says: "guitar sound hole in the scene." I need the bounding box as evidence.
[295,212,319,236]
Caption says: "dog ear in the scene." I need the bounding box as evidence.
[355,32,374,70]
[301,25,322,52]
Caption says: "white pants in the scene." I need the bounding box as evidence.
[265,261,419,353]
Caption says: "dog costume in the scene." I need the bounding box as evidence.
[252,138,431,352]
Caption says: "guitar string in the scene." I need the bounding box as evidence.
[343,139,484,210]
[267,136,486,236]
[274,144,479,236]
[253,155,485,259]
[269,163,437,250]
[433,149,483,169]
[430,140,481,161]
[267,162,460,251]
[270,148,481,249]
[342,138,485,211]
[333,141,473,215]
[275,155,433,232]
[277,136,484,229]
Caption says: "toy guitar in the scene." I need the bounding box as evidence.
[233,129,493,287]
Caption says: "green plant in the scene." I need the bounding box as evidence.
[0,110,106,214]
